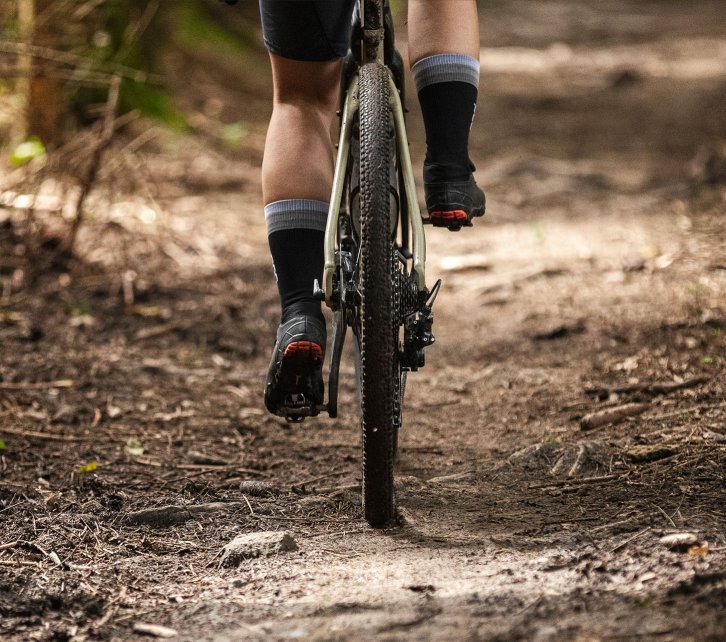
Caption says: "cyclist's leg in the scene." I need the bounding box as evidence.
[260,0,354,323]
[259,0,355,416]
[408,0,485,227]
[263,55,339,324]
[262,59,338,417]
[408,0,480,62]
[263,57,339,206]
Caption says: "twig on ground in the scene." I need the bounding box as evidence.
[126,502,247,528]
[318,483,362,495]
[529,473,623,490]
[298,469,349,486]
[652,504,678,528]
[92,587,128,632]
[132,457,266,476]
[253,514,357,524]
[590,515,638,533]
[585,376,710,399]
[0,559,41,568]
[580,403,649,430]
[241,494,255,516]
[0,427,84,442]
[645,404,721,423]
[0,379,73,390]
[303,528,368,539]
[609,527,651,553]
[567,444,586,477]
[515,595,544,617]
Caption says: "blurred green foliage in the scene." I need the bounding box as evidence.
[6,0,257,137]
[177,2,250,56]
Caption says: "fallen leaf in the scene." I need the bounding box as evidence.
[688,542,709,557]
[9,137,46,166]
[77,461,97,474]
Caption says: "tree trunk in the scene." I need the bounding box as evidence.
[24,0,63,147]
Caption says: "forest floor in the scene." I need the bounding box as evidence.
[1,1,724,640]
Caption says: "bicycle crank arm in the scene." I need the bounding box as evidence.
[326,307,347,418]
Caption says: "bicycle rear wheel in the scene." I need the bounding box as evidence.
[357,62,398,527]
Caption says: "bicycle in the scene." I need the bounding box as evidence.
[309,0,441,527]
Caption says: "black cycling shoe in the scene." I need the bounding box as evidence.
[264,313,327,422]
[424,162,486,231]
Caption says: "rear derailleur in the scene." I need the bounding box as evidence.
[400,278,441,371]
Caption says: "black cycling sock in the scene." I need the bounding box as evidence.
[411,54,480,175]
[268,229,324,322]
[418,81,477,171]
[265,199,328,323]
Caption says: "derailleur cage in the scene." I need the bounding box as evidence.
[400,279,441,371]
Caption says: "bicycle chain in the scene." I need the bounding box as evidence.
[391,246,419,428]
[391,245,403,427]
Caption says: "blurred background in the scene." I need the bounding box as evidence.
[0,0,723,256]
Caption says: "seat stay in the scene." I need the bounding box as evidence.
[323,74,359,307]
[388,72,426,292]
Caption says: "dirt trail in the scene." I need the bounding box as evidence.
[1,1,725,640]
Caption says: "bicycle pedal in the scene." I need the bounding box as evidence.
[280,393,321,423]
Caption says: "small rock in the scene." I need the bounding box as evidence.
[660,532,698,551]
[220,531,297,567]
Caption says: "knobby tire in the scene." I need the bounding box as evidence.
[357,63,397,527]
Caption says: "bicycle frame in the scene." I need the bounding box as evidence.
[322,0,427,308]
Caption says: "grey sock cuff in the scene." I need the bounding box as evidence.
[264,199,329,235]
[411,54,480,93]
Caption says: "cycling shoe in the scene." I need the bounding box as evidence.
[424,162,486,231]
[264,313,326,422]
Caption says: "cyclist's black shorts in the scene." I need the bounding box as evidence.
[259,0,356,61]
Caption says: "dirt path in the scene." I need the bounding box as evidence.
[1,1,724,640]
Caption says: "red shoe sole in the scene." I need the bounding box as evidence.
[430,210,469,227]
[283,340,323,363]
[266,341,325,418]
[279,342,324,391]
[277,341,323,397]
